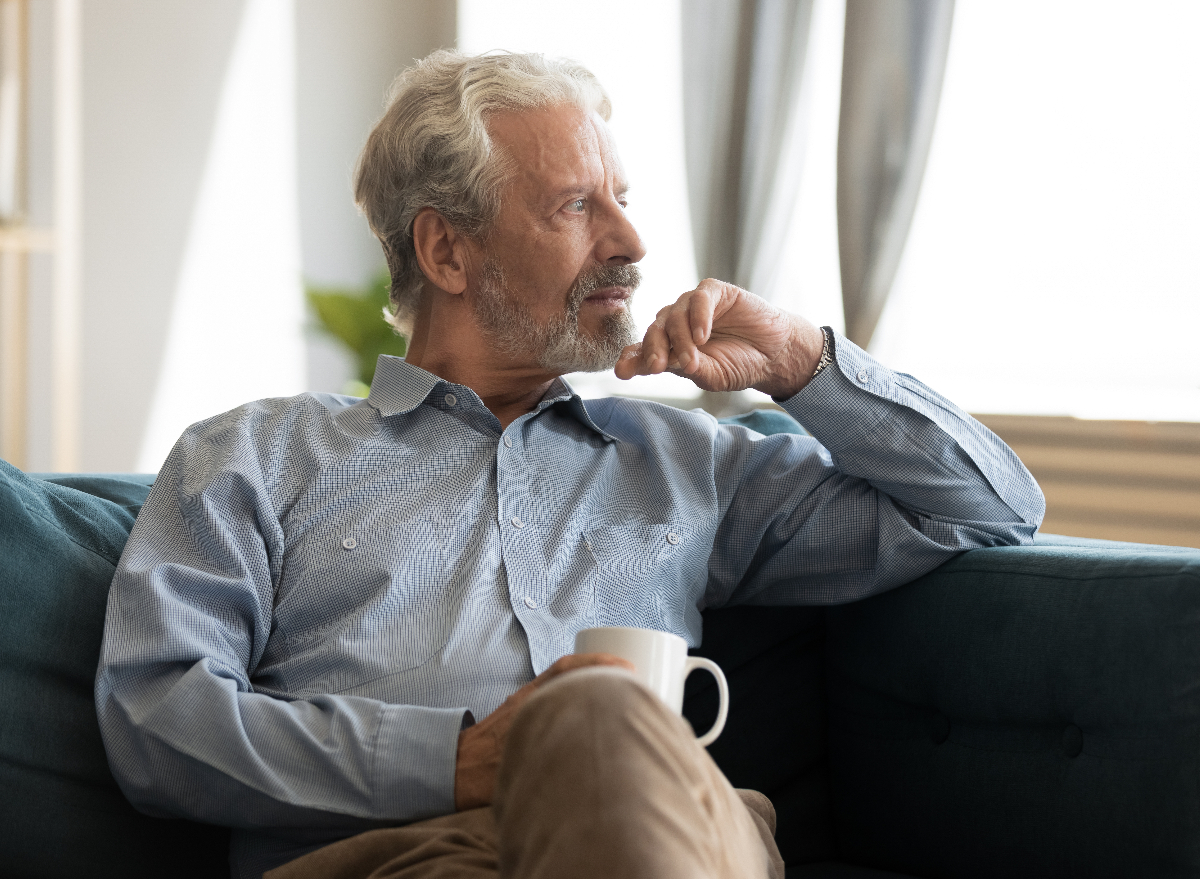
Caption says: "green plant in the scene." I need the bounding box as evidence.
[307,269,406,396]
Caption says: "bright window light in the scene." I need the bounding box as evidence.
[459,0,1200,421]
[870,0,1200,421]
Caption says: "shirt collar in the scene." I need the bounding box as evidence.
[367,355,616,442]
[535,376,617,442]
[367,355,442,416]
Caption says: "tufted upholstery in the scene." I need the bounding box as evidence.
[823,537,1200,878]
[685,534,1200,879]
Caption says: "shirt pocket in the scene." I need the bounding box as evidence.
[273,517,457,691]
[585,520,696,629]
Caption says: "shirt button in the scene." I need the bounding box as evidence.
[444,393,458,407]
[342,537,357,550]
[856,370,869,383]
[666,532,680,545]
[503,436,513,448]
[511,516,525,529]
[523,596,538,609]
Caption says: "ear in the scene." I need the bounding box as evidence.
[411,208,471,295]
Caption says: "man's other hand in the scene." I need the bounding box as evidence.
[613,279,825,399]
[454,652,635,811]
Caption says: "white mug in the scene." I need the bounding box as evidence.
[573,626,729,747]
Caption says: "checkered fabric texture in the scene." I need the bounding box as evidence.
[96,332,1043,878]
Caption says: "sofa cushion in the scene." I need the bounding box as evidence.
[688,606,833,867]
[0,462,229,878]
[824,538,1200,878]
[719,407,810,437]
[30,471,157,508]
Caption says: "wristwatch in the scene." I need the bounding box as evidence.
[811,326,835,378]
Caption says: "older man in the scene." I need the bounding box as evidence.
[96,51,1043,879]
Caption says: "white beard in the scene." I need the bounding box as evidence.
[473,259,640,374]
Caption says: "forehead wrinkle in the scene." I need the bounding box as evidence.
[490,106,611,209]
[589,111,629,196]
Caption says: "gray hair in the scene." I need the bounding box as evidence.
[354,50,612,336]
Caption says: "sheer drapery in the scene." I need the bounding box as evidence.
[837,0,954,348]
[682,0,815,302]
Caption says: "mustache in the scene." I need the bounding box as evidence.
[567,264,642,309]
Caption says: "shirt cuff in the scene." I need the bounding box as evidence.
[775,331,896,448]
[372,703,471,821]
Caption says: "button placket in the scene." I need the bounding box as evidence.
[495,450,543,626]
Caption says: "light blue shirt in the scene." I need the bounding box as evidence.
[96,333,1043,876]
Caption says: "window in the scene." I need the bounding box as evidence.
[461,0,1200,421]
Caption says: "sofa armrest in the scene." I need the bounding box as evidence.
[823,539,1200,878]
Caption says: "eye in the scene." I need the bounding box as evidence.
[566,198,586,213]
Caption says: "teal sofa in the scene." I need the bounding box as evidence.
[3,424,1199,878]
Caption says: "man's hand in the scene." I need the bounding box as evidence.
[614,279,826,400]
[454,652,634,811]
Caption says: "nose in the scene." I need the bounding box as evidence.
[595,197,647,266]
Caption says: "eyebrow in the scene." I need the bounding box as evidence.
[546,181,631,204]
[548,185,588,203]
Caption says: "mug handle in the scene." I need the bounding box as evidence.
[684,656,729,747]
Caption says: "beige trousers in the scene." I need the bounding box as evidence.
[266,668,784,879]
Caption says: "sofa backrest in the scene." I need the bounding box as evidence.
[0,463,230,879]
[685,604,834,865]
[824,537,1200,878]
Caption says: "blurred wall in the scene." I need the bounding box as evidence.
[80,1,243,473]
[295,0,455,394]
[25,0,454,472]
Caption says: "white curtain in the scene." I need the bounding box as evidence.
[682,0,815,302]
[837,0,954,348]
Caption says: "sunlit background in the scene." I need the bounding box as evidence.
[471,0,1200,422]
[1,0,1197,489]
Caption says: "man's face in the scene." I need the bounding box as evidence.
[468,103,647,373]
